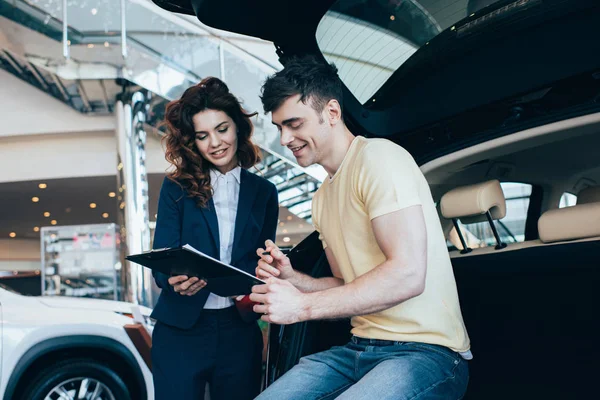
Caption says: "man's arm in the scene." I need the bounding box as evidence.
[287,247,345,292]
[256,241,344,292]
[251,205,427,324]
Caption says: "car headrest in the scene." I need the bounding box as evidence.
[538,202,600,243]
[577,186,600,205]
[440,180,506,224]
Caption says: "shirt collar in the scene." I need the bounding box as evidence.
[210,166,242,184]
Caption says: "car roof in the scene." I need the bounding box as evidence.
[152,0,600,163]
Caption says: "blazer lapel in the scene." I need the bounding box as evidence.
[199,197,220,252]
[232,170,259,262]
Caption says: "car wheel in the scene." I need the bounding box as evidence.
[22,358,131,400]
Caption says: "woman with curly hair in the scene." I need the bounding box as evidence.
[150,77,279,400]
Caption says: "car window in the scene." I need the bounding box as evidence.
[447,182,532,250]
[559,192,577,208]
[316,0,503,104]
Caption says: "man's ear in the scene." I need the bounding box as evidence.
[325,99,342,125]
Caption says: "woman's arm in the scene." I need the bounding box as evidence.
[152,178,182,291]
[259,184,279,244]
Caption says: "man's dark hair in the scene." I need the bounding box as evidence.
[260,55,343,120]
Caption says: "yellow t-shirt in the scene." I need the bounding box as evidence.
[312,136,470,353]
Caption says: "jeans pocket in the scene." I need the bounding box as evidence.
[405,342,462,365]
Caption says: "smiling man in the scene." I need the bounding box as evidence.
[251,55,471,400]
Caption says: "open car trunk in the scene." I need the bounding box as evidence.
[152,0,600,398]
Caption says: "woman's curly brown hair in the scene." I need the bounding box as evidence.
[162,77,262,207]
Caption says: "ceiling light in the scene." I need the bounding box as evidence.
[451,26,456,31]
[102,213,109,218]
[32,197,39,202]
[109,192,116,198]
[279,222,284,227]
[44,212,50,217]
[33,227,40,232]
[91,8,98,15]
[283,237,291,243]
[67,40,71,46]
[117,162,123,170]
[51,220,57,225]
[120,202,125,209]
[87,44,95,49]
[104,42,110,48]
[299,224,304,228]
[390,15,395,21]
[90,203,97,209]
[9,232,16,238]
[287,216,292,221]
[65,207,71,213]
[282,229,288,234]
[39,183,47,189]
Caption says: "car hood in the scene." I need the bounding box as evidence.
[38,296,152,316]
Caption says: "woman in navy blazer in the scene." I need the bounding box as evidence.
[151,77,279,400]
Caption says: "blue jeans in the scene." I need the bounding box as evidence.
[257,336,469,400]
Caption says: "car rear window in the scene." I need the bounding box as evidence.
[316,0,504,104]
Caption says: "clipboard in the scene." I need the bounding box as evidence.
[126,244,265,297]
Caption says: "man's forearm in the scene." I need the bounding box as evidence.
[300,259,425,321]
[289,270,344,293]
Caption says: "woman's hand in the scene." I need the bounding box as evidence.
[168,275,206,296]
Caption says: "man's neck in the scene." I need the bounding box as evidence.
[320,127,356,178]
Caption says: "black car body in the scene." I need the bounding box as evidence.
[151,1,600,398]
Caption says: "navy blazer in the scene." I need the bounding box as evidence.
[150,169,279,329]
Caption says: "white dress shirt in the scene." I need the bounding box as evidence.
[203,166,241,309]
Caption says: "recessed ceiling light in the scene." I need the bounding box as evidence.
[87,44,95,49]
[120,202,125,209]
[299,224,304,228]
[287,216,293,221]
[32,197,39,202]
[91,8,98,15]
[44,212,50,217]
[283,237,291,243]
[39,183,47,189]
[282,229,288,234]
[9,232,16,238]
[104,41,110,48]
[90,203,97,209]
[279,222,284,226]
[108,192,116,198]
[102,213,109,218]
[33,227,40,232]
[390,15,395,21]
[65,208,71,213]
[51,220,57,225]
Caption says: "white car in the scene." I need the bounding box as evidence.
[0,285,154,400]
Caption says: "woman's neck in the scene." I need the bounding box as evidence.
[214,158,239,175]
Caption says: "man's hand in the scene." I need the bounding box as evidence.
[168,275,206,296]
[255,240,295,280]
[250,278,309,325]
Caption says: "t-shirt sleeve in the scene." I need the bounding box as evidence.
[356,141,422,220]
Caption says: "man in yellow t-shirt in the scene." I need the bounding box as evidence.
[250,55,471,400]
